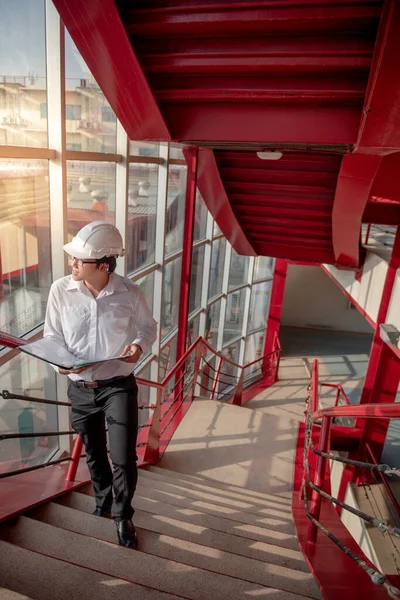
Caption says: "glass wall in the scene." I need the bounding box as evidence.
[0,1,275,473]
[0,0,48,148]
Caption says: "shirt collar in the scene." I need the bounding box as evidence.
[65,273,128,296]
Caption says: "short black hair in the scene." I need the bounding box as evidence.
[95,256,117,273]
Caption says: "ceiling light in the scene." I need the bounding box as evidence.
[257,150,283,160]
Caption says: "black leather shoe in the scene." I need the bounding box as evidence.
[115,519,138,549]
[92,507,111,518]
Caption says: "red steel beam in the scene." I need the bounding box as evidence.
[356,0,400,154]
[362,198,400,225]
[370,153,400,201]
[263,258,288,357]
[195,148,256,256]
[163,103,360,145]
[124,3,381,38]
[332,153,382,266]
[254,242,335,264]
[52,0,170,141]
[176,148,198,363]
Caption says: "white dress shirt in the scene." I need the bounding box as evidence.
[44,273,157,382]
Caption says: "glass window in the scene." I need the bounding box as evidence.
[161,258,182,339]
[158,338,177,383]
[228,249,250,289]
[159,335,177,381]
[218,341,240,400]
[254,256,274,281]
[193,191,208,243]
[66,161,116,242]
[208,238,226,300]
[248,281,272,333]
[244,331,265,380]
[223,289,246,343]
[213,222,222,236]
[0,159,51,337]
[187,314,200,348]
[0,0,47,148]
[65,31,117,153]
[189,246,205,315]
[0,352,58,473]
[169,143,185,160]
[135,271,155,361]
[127,163,158,274]
[205,301,221,349]
[130,141,159,157]
[165,165,187,256]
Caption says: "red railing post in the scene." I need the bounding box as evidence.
[211,356,223,400]
[232,369,245,406]
[143,386,163,464]
[307,415,331,543]
[66,436,83,482]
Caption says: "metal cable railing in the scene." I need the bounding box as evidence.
[0,335,281,482]
[302,359,400,598]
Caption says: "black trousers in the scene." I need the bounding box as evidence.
[68,374,138,521]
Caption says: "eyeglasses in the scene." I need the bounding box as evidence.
[68,256,97,268]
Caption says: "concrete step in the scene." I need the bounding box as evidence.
[0,539,180,600]
[0,589,32,600]
[56,490,307,570]
[0,517,315,600]
[76,485,299,551]
[133,478,296,534]
[139,467,293,515]
[144,465,293,504]
[29,501,321,599]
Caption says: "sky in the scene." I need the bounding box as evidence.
[0,0,90,80]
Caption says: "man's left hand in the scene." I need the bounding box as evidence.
[120,344,143,363]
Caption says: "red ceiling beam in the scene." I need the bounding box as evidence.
[332,154,382,266]
[162,103,360,145]
[52,0,170,141]
[124,4,381,38]
[362,199,400,225]
[194,149,256,256]
[370,152,400,200]
[254,242,335,264]
[356,0,400,154]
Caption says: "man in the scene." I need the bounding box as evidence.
[44,221,157,549]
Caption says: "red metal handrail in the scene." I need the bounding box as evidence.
[320,382,351,407]
[305,359,400,544]
[0,332,281,482]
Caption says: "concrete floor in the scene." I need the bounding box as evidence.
[160,327,373,497]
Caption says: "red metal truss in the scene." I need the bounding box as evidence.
[332,154,382,266]
[55,0,400,266]
[52,0,170,141]
[356,0,400,154]
[195,148,256,255]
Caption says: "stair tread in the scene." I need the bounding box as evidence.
[0,517,315,600]
[55,490,308,570]
[144,465,293,503]
[0,539,180,600]
[81,476,296,535]
[73,488,299,550]
[28,501,321,599]
[138,468,293,513]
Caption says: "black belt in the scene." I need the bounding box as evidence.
[73,374,132,390]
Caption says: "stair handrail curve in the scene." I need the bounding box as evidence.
[0,332,280,481]
[303,359,400,599]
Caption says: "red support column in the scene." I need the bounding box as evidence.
[176,148,198,363]
[263,259,288,357]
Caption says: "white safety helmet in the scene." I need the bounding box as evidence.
[63,221,125,259]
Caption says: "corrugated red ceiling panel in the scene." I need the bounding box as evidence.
[117,0,382,146]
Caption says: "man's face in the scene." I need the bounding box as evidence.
[68,256,98,281]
